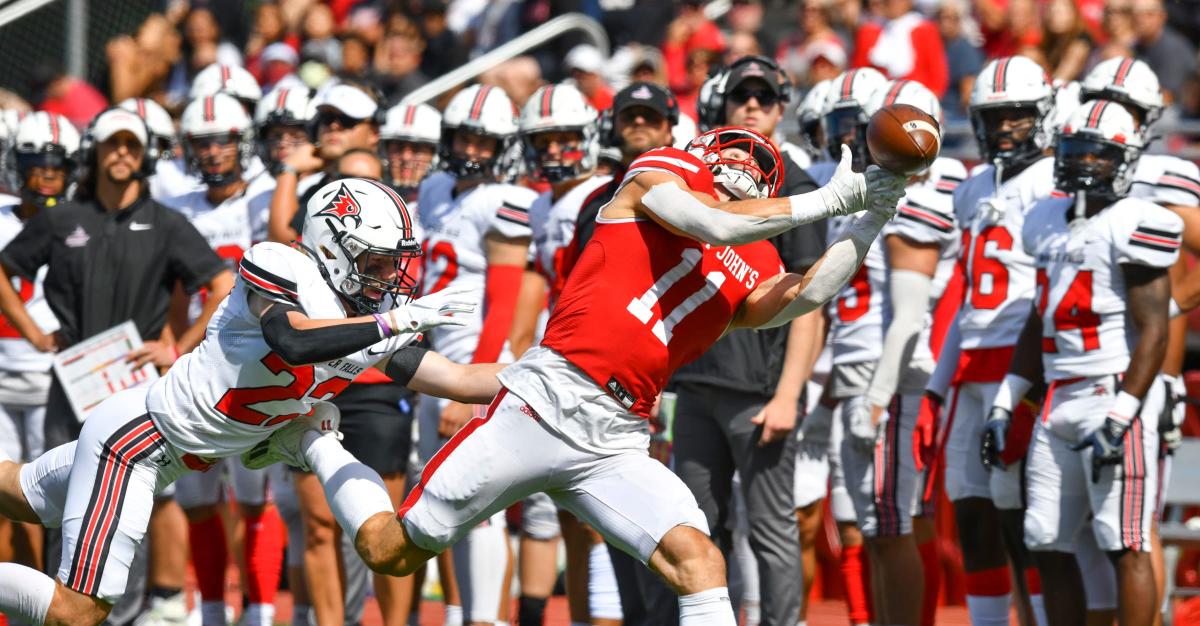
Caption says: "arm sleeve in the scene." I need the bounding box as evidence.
[865,269,934,408]
[759,209,890,328]
[0,208,53,281]
[260,303,386,366]
[385,345,429,387]
[639,181,838,246]
[167,212,226,294]
[1114,204,1184,268]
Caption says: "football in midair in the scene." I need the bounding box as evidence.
[866,103,941,175]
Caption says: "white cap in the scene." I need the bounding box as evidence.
[312,83,379,120]
[91,109,147,146]
[565,44,605,75]
[261,42,299,66]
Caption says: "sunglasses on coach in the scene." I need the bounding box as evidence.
[728,87,780,107]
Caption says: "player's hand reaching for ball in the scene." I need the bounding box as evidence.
[390,285,477,334]
[816,145,868,216]
[864,165,906,218]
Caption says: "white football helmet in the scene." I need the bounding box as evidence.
[119,98,176,160]
[1055,99,1143,201]
[180,93,254,185]
[822,68,888,167]
[439,84,518,181]
[796,79,833,157]
[189,63,263,110]
[301,177,422,314]
[968,55,1055,168]
[379,102,441,195]
[254,86,314,173]
[1079,57,1164,135]
[0,110,29,192]
[687,126,784,200]
[518,84,598,183]
[866,79,943,123]
[13,112,81,208]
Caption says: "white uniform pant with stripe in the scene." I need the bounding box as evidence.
[1023,376,1158,553]
[840,394,921,537]
[55,387,190,602]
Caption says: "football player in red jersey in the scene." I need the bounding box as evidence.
[295,128,906,624]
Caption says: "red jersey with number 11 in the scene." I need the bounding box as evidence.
[540,147,784,417]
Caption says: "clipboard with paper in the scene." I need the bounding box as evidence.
[52,321,159,422]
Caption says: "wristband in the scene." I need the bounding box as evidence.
[372,313,393,338]
[1108,390,1141,426]
[278,164,300,178]
[992,374,1034,412]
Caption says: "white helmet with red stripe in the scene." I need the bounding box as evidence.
[969,55,1055,168]
[518,83,598,182]
[300,177,422,314]
[439,84,518,181]
[381,102,441,145]
[821,68,888,167]
[1055,99,1143,201]
[795,79,833,157]
[254,86,314,130]
[380,102,441,195]
[12,111,80,207]
[119,98,176,159]
[189,63,263,110]
[866,79,943,124]
[1080,56,1164,135]
[180,92,254,185]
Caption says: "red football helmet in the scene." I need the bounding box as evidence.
[686,126,784,200]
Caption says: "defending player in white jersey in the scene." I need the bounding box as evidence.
[162,91,287,626]
[0,178,501,626]
[931,55,1058,626]
[417,83,537,625]
[984,100,1179,626]
[510,83,619,626]
[838,79,966,626]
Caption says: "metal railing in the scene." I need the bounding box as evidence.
[400,13,609,106]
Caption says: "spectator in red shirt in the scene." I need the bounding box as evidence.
[976,0,1043,58]
[850,0,948,97]
[30,63,107,129]
[662,0,726,96]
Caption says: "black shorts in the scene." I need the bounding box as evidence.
[329,382,414,476]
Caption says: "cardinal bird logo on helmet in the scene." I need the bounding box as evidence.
[316,182,363,226]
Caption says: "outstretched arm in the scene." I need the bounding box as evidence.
[384,346,504,405]
[626,146,906,246]
[733,209,892,329]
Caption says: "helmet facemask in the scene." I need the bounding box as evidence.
[15,147,73,208]
[971,102,1049,170]
[439,126,507,182]
[522,128,590,184]
[823,105,870,171]
[382,138,438,199]
[1053,134,1138,203]
[325,228,422,314]
[185,132,248,186]
[689,127,783,200]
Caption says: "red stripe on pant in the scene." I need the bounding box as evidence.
[69,419,163,596]
[873,399,903,535]
[398,388,508,519]
[1122,418,1146,550]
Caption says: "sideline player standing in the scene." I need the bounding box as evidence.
[294,126,907,625]
[0,178,497,626]
[931,55,1057,626]
[984,100,1178,626]
[417,83,538,626]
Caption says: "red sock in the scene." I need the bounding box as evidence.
[189,515,227,601]
[841,544,871,624]
[242,507,285,604]
[918,539,940,626]
[965,565,1013,597]
[1025,567,1042,595]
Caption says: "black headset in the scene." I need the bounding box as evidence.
[701,55,794,129]
[77,106,160,181]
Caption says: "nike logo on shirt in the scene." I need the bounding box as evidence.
[129,222,153,231]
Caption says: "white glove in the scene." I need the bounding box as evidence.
[815,145,869,217]
[388,285,477,334]
[845,399,881,455]
[864,164,906,218]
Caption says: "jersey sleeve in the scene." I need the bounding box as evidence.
[488,185,536,240]
[0,207,52,281]
[1152,159,1200,208]
[1113,202,1183,268]
[885,190,957,246]
[625,147,716,197]
[166,210,226,295]
[239,242,305,305]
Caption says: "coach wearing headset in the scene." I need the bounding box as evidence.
[0,107,230,448]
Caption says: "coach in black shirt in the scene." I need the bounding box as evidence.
[0,108,230,447]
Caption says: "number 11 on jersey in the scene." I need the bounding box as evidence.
[627,248,726,345]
